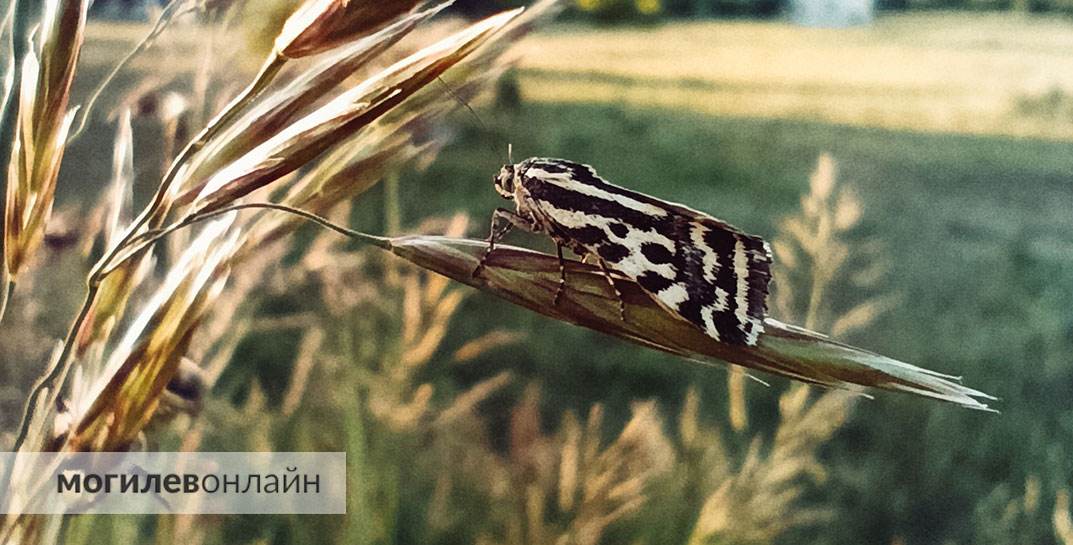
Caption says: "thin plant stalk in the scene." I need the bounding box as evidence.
[116,202,390,270]
[10,287,97,452]
[114,52,286,239]
[67,0,194,142]
[802,214,832,331]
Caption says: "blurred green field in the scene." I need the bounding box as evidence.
[401,100,1073,543]
[63,11,1073,545]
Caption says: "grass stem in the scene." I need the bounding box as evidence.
[103,203,390,278]
[11,285,98,453]
[0,278,12,323]
[67,0,194,142]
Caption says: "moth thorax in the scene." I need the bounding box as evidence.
[494,165,517,199]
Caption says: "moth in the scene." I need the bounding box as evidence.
[475,157,773,346]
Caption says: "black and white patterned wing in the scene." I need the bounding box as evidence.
[517,158,772,345]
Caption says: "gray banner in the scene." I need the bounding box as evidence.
[0,452,346,514]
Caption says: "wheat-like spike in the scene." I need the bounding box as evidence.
[275,0,426,59]
[185,9,523,215]
[176,3,454,200]
[3,0,87,283]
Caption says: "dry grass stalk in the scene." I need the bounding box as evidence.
[3,0,87,285]
[727,367,749,432]
[453,330,526,362]
[275,0,424,59]
[279,328,326,417]
[434,371,514,428]
[773,153,897,336]
[685,387,852,545]
[451,392,673,545]
[1056,489,1073,545]
[567,401,675,545]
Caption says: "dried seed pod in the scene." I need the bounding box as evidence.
[275,0,425,59]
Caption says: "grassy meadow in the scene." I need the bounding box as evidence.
[6,8,1073,545]
[400,13,1073,545]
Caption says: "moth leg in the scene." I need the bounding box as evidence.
[474,208,528,278]
[598,259,627,322]
[553,243,567,306]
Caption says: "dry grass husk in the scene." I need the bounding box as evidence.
[372,235,993,410]
[3,0,87,284]
[8,0,538,454]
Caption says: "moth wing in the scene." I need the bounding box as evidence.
[577,208,771,346]
[519,158,772,345]
[662,210,771,346]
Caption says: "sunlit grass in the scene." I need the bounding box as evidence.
[0,0,553,541]
[510,13,1073,139]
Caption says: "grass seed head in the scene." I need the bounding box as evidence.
[65,217,239,451]
[3,0,88,281]
[186,8,523,216]
[275,0,425,59]
[177,3,453,199]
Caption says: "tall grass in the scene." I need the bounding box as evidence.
[0,0,553,541]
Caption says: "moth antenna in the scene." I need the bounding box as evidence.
[508,143,513,164]
[436,76,501,161]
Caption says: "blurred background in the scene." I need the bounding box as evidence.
[3,0,1073,544]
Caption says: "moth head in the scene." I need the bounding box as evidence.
[493,164,517,199]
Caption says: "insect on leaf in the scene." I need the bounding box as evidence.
[378,235,994,410]
[486,158,771,345]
